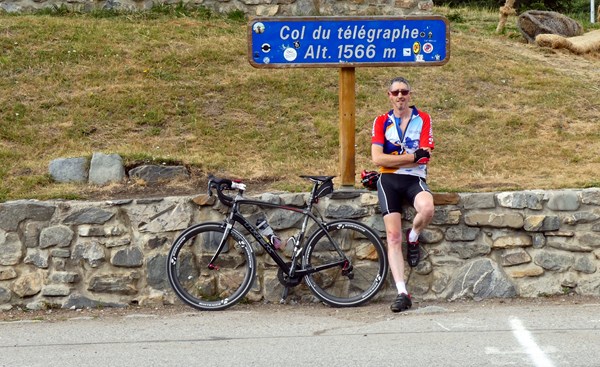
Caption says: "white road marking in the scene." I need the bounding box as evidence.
[434,321,450,331]
[509,317,556,367]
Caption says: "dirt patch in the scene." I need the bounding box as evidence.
[75,167,277,201]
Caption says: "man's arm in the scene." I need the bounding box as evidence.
[371,144,420,169]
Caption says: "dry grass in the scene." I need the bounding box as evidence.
[1,6,599,201]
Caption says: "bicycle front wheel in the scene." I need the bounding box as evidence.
[166,222,256,311]
[303,220,388,307]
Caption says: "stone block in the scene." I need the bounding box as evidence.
[445,225,480,241]
[577,233,600,250]
[448,241,491,259]
[563,211,600,225]
[256,4,279,16]
[23,221,46,248]
[24,249,49,269]
[138,202,192,233]
[523,215,560,232]
[547,191,580,211]
[582,189,600,205]
[547,238,594,252]
[461,193,496,209]
[0,267,17,280]
[50,271,80,284]
[147,254,168,289]
[88,152,125,185]
[42,285,71,297]
[50,249,71,258]
[12,271,43,297]
[573,256,597,274]
[433,193,459,205]
[48,157,88,183]
[63,207,115,225]
[465,212,524,228]
[431,208,461,225]
[0,231,24,266]
[88,272,140,295]
[62,294,127,309]
[0,200,56,232]
[0,286,11,303]
[325,203,368,219]
[40,225,74,248]
[504,263,544,278]
[420,227,444,244]
[418,0,433,11]
[446,258,517,300]
[499,248,532,266]
[497,191,543,210]
[111,246,144,268]
[493,235,532,249]
[359,192,378,206]
[71,241,106,268]
[534,250,574,272]
[577,275,600,295]
[395,0,417,8]
[192,194,216,206]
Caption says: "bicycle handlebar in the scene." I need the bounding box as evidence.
[207,175,246,206]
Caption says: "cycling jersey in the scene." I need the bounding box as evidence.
[371,106,434,178]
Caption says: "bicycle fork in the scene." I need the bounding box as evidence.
[207,218,236,270]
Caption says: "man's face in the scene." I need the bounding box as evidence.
[388,82,411,111]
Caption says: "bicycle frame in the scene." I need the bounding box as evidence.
[209,196,349,279]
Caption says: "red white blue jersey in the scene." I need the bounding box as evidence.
[371,106,434,178]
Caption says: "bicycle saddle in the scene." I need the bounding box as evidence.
[300,175,335,183]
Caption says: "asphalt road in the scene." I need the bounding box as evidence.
[1,296,599,367]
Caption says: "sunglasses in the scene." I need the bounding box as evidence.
[389,89,410,96]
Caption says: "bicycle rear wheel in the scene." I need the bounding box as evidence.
[303,220,388,307]
[166,222,256,311]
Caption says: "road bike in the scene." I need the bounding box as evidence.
[166,175,388,311]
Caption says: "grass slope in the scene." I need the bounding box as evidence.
[1,6,599,201]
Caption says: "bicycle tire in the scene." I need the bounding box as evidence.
[303,220,388,307]
[166,222,256,311]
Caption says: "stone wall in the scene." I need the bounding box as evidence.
[0,0,434,16]
[1,188,600,311]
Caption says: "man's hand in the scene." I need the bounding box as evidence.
[413,148,431,164]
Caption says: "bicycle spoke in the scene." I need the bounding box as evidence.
[304,220,387,307]
[167,223,256,311]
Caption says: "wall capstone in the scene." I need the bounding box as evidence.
[0,0,434,15]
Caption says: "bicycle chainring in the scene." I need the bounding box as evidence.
[277,263,303,287]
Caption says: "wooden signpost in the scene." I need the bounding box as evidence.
[248,16,450,187]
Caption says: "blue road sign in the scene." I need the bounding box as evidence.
[248,16,450,68]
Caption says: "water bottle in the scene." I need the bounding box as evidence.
[256,219,283,250]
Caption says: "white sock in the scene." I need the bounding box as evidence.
[408,228,419,243]
[396,281,407,295]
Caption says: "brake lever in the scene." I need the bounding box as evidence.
[207,181,214,197]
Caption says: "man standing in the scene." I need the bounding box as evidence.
[371,76,435,313]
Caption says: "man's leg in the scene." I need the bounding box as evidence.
[411,191,435,235]
[384,212,412,312]
[406,191,435,267]
[383,212,404,287]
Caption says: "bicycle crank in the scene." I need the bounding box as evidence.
[277,263,303,287]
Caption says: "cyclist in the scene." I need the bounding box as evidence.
[370,76,435,313]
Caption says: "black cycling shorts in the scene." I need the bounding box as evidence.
[377,173,431,216]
